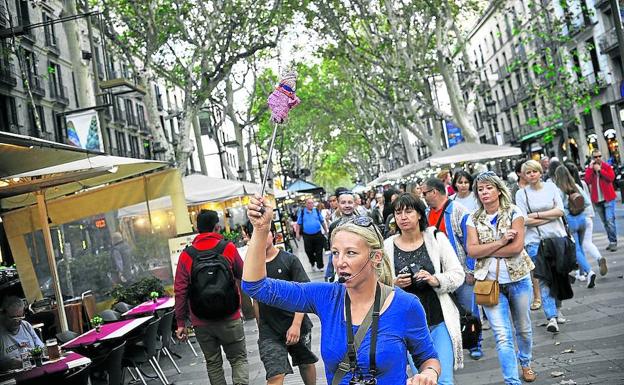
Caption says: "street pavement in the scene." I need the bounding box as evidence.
[158,215,624,385]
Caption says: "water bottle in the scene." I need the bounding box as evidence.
[20,347,32,370]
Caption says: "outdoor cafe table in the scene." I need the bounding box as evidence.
[0,352,91,384]
[61,316,153,349]
[122,297,175,317]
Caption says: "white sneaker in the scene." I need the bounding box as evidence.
[557,311,567,324]
[546,318,559,333]
[575,271,587,282]
[587,271,596,289]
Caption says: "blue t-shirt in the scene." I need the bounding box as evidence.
[242,278,438,385]
[297,208,323,235]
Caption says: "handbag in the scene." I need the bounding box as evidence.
[474,258,500,306]
[448,292,482,349]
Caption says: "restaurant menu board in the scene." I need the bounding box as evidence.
[168,233,197,279]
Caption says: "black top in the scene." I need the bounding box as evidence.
[258,250,313,338]
[393,243,444,328]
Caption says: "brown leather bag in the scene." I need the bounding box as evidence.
[474,258,500,306]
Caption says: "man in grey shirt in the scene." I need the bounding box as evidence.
[0,296,43,370]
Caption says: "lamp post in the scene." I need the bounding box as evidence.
[484,98,498,143]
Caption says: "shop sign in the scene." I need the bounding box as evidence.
[94,218,106,228]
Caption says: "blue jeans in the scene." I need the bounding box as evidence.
[430,322,454,385]
[482,276,533,385]
[454,281,482,350]
[324,252,334,280]
[566,213,592,274]
[594,199,617,243]
[526,242,559,320]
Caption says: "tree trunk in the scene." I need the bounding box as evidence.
[141,71,174,162]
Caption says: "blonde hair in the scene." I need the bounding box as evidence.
[521,160,543,188]
[331,222,394,286]
[472,171,513,218]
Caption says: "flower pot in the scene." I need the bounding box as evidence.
[152,299,157,303]
[95,325,101,333]
[33,356,43,367]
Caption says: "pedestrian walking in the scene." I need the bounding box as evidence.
[110,232,133,284]
[515,160,568,332]
[326,189,358,282]
[244,195,441,385]
[422,178,482,359]
[252,222,318,385]
[174,210,249,385]
[295,198,329,271]
[451,170,478,213]
[552,165,597,288]
[385,193,465,385]
[564,162,608,276]
[466,171,536,384]
[584,149,618,252]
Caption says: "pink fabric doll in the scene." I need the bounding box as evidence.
[267,69,300,123]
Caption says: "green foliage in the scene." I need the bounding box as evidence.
[69,250,112,298]
[110,276,165,305]
[30,346,43,357]
[91,315,103,327]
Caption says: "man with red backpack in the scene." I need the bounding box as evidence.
[174,209,248,385]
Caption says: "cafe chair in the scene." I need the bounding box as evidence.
[90,340,126,385]
[81,291,97,329]
[112,302,133,314]
[64,363,91,385]
[156,310,181,374]
[122,317,170,385]
[56,330,79,344]
[100,309,121,323]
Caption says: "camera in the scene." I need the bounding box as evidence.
[349,375,377,385]
[398,263,426,288]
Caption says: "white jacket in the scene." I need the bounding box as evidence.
[384,227,465,369]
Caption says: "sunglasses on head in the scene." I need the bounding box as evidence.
[475,170,497,181]
[342,216,384,245]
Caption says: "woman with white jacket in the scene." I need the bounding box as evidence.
[384,193,465,385]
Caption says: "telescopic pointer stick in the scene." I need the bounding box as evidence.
[258,122,279,214]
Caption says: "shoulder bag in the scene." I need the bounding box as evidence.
[473,258,500,306]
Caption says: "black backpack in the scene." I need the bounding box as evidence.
[185,241,239,320]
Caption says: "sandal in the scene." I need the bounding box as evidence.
[522,367,537,382]
[530,299,542,311]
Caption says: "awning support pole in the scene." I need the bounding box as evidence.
[35,191,68,332]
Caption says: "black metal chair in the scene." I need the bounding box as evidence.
[89,340,126,385]
[64,363,91,385]
[156,310,181,374]
[100,309,121,323]
[56,330,79,344]
[122,317,169,385]
[112,302,133,314]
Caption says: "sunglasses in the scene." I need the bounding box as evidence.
[475,170,497,181]
[593,155,602,159]
[342,216,384,245]
[422,189,434,196]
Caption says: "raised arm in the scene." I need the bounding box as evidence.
[243,195,272,282]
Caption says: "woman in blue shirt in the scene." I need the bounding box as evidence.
[243,195,440,385]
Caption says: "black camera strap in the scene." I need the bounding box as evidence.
[332,283,391,385]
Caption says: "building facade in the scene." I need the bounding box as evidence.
[0,0,240,177]
[466,0,624,167]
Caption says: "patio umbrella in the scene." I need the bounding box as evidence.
[0,134,167,332]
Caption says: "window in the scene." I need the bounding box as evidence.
[14,0,30,26]
[586,38,600,75]
[129,135,140,158]
[47,61,64,98]
[583,111,594,132]
[155,85,163,110]
[115,130,127,155]
[124,99,136,126]
[490,31,496,51]
[0,95,18,130]
[137,105,146,130]
[28,105,46,137]
[43,13,57,47]
[600,104,613,129]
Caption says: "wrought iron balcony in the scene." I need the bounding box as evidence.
[51,84,69,106]
[0,63,17,87]
[516,86,531,101]
[598,28,619,54]
[583,71,609,93]
[29,74,45,97]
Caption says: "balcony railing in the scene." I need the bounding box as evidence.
[583,71,609,93]
[598,28,619,53]
[516,86,531,101]
[51,84,69,105]
[0,63,17,87]
[28,74,45,97]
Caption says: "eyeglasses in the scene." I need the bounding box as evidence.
[422,189,434,196]
[7,316,25,322]
[343,216,384,245]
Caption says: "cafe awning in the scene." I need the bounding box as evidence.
[519,122,563,142]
